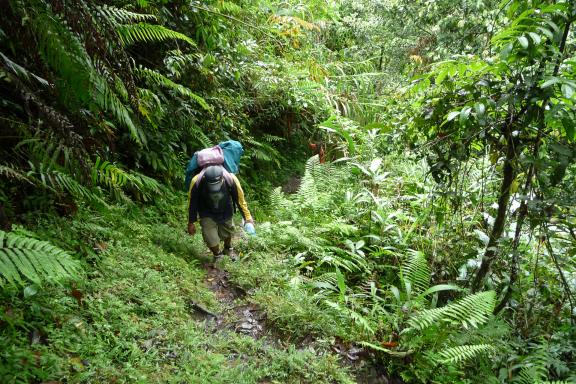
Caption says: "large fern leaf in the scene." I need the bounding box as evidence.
[26,4,144,144]
[407,291,496,331]
[97,5,157,24]
[134,67,210,111]
[401,249,430,294]
[0,231,79,286]
[0,164,33,184]
[436,344,494,364]
[28,163,106,206]
[116,23,195,46]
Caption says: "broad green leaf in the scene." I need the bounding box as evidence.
[459,107,472,124]
[447,111,460,122]
[537,27,554,40]
[436,69,448,85]
[517,36,529,49]
[562,118,575,141]
[541,77,560,88]
[561,84,574,99]
[528,32,541,45]
[418,284,463,298]
[474,102,486,116]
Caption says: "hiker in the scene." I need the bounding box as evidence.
[187,164,254,258]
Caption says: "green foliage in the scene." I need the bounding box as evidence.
[406,291,496,331]
[401,250,430,294]
[0,230,78,286]
[436,344,495,365]
[134,66,210,111]
[115,23,195,46]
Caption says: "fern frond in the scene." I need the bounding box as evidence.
[407,291,496,331]
[26,6,143,144]
[0,52,49,86]
[92,157,128,188]
[216,1,243,15]
[245,138,283,167]
[97,5,157,24]
[436,344,494,364]
[0,230,79,286]
[29,163,106,206]
[270,187,293,212]
[134,66,210,111]
[0,164,33,184]
[91,74,145,144]
[116,23,195,47]
[513,341,562,384]
[318,248,367,273]
[324,300,374,334]
[124,170,162,202]
[402,250,430,294]
[308,272,338,291]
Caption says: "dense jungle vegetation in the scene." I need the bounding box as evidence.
[1,0,575,382]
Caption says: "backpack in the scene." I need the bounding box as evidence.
[185,140,244,191]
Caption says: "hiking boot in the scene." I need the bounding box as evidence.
[213,251,224,263]
[223,247,238,261]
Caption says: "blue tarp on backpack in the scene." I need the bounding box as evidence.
[185,140,244,191]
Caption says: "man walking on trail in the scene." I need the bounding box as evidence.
[187,164,253,259]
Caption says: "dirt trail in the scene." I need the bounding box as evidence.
[185,259,272,342]
[189,252,399,384]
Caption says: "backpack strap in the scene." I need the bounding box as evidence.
[222,169,234,187]
[194,168,207,190]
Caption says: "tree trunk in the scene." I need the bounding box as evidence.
[471,134,516,292]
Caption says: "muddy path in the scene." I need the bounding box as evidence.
[186,255,400,384]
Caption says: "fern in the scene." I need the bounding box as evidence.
[401,249,430,294]
[0,164,32,184]
[245,137,283,167]
[91,158,162,202]
[92,157,128,188]
[124,170,162,202]
[0,52,49,86]
[91,74,145,144]
[324,300,375,335]
[407,290,496,331]
[134,66,210,111]
[324,246,369,272]
[97,5,157,24]
[25,3,144,144]
[28,163,106,206]
[512,341,571,384]
[0,230,79,286]
[436,344,494,364]
[116,23,195,47]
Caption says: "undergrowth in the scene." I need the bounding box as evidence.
[0,196,355,383]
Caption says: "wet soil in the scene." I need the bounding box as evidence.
[190,256,401,383]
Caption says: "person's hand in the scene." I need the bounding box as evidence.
[188,223,196,235]
[244,221,256,235]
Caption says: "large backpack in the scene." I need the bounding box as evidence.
[185,140,244,191]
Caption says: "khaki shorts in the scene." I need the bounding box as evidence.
[199,217,235,248]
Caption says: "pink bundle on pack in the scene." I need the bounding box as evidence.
[196,146,224,167]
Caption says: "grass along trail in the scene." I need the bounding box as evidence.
[2,196,361,383]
